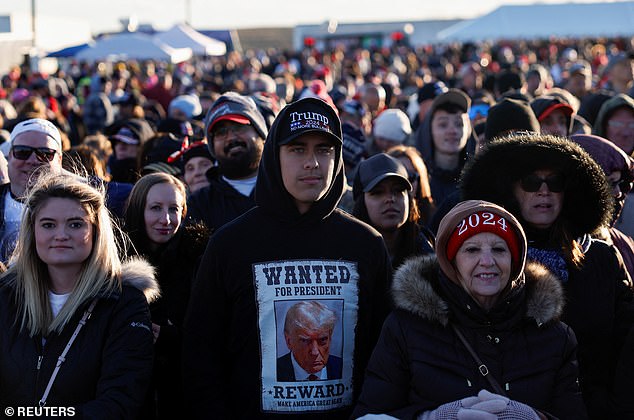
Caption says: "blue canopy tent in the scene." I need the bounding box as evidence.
[46,42,93,58]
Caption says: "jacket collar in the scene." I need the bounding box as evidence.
[392,255,564,327]
[117,257,160,303]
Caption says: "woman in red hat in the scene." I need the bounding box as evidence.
[353,200,586,420]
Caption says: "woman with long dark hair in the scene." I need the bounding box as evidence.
[387,144,436,226]
[352,153,433,270]
[124,172,209,419]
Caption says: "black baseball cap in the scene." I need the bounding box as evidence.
[430,89,471,115]
[276,97,342,146]
[353,153,412,200]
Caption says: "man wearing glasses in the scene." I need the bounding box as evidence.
[187,93,268,231]
[2,118,62,261]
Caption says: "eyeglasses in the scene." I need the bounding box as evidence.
[11,145,57,162]
[519,173,565,193]
[211,124,251,141]
[607,120,634,130]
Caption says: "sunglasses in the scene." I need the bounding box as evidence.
[11,145,57,162]
[519,173,565,193]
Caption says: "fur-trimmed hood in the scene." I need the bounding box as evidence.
[392,254,564,327]
[460,133,613,238]
[120,257,160,303]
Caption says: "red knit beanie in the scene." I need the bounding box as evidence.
[446,211,521,267]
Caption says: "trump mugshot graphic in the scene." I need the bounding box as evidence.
[276,300,343,382]
[254,259,358,412]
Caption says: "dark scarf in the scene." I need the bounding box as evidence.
[527,247,568,283]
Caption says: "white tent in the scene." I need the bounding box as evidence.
[154,24,226,56]
[438,1,634,42]
[76,32,192,63]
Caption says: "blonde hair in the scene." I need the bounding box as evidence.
[4,171,123,336]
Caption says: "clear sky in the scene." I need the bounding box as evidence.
[3,0,610,34]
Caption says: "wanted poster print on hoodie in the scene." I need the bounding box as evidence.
[254,259,359,413]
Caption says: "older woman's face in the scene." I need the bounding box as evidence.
[454,232,512,310]
[184,156,213,193]
[513,169,564,230]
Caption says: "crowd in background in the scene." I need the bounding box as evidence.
[0,34,633,419]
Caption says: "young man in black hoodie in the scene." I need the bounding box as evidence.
[183,97,391,419]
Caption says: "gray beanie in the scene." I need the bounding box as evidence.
[203,92,268,157]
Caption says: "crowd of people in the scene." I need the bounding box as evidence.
[0,35,633,419]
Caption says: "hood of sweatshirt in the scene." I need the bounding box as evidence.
[255,97,344,225]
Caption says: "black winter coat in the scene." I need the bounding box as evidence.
[560,239,634,418]
[186,167,256,231]
[353,255,587,420]
[138,224,209,419]
[0,259,159,419]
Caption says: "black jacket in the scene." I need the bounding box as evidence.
[135,224,209,419]
[186,166,256,231]
[183,98,392,419]
[559,238,634,419]
[353,255,587,420]
[0,259,159,419]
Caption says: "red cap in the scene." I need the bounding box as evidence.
[206,114,250,134]
[538,102,573,122]
[446,211,521,268]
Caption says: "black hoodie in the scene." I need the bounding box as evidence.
[183,98,392,419]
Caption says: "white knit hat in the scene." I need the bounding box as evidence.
[168,94,202,119]
[372,109,412,144]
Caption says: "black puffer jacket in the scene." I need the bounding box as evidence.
[0,258,159,419]
[353,255,586,420]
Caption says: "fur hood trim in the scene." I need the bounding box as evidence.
[120,257,160,303]
[392,255,564,326]
[460,133,613,238]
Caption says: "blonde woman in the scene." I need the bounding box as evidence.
[0,172,159,418]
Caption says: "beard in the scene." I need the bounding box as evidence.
[217,140,263,179]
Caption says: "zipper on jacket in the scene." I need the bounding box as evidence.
[34,336,46,400]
